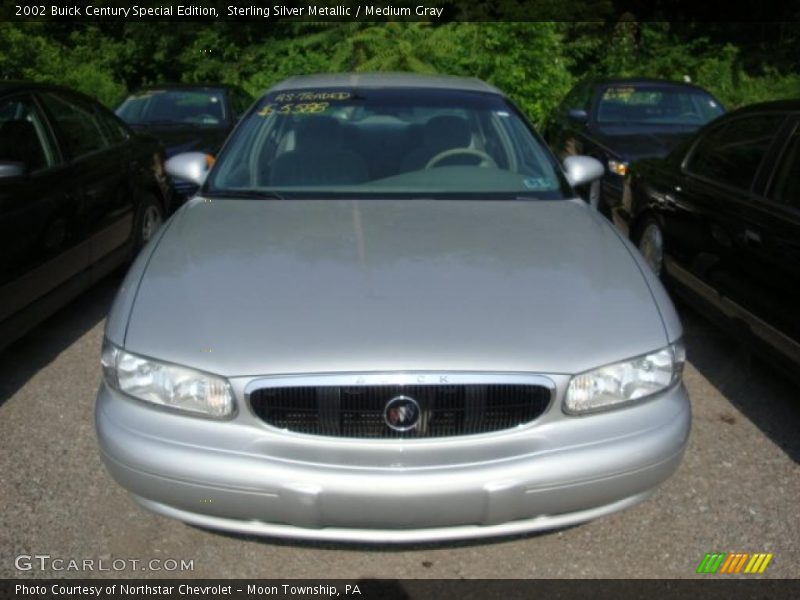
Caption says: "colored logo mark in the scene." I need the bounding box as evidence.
[696,552,773,574]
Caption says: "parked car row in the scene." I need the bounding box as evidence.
[2,70,794,543]
[545,76,799,381]
[2,74,796,379]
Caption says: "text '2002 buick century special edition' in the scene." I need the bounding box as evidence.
[96,74,690,542]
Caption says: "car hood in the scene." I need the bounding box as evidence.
[593,128,695,162]
[128,124,228,157]
[124,198,669,377]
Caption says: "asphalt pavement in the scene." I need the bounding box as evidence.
[1,272,798,579]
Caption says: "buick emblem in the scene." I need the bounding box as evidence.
[384,395,421,432]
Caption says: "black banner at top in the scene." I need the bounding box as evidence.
[3,0,800,22]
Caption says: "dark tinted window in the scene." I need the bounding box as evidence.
[686,114,785,191]
[770,127,799,207]
[0,93,57,172]
[562,82,591,113]
[40,92,109,158]
[116,89,227,125]
[596,85,723,126]
[96,107,130,144]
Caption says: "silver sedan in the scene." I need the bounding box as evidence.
[96,73,690,542]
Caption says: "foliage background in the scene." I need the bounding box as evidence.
[1,12,799,126]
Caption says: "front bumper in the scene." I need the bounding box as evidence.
[96,380,690,543]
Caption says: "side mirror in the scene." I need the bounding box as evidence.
[567,109,589,125]
[0,161,26,178]
[563,155,604,188]
[165,152,213,186]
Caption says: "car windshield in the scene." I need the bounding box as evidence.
[116,89,227,126]
[205,87,570,199]
[596,85,724,126]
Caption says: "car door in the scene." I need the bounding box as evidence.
[0,91,89,333]
[673,112,792,353]
[37,90,135,271]
[743,115,800,360]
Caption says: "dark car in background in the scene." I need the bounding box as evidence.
[0,81,171,351]
[616,100,800,377]
[546,77,724,215]
[116,84,253,200]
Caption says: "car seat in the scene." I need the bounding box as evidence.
[269,116,369,186]
[400,116,472,172]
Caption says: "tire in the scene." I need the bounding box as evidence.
[132,193,164,255]
[636,218,665,278]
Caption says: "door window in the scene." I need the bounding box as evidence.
[769,127,799,208]
[560,82,592,115]
[0,94,57,172]
[686,114,785,191]
[39,92,110,158]
[96,108,130,145]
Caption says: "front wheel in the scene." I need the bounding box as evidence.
[133,194,164,255]
[637,218,664,278]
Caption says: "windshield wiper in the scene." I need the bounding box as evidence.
[204,189,286,200]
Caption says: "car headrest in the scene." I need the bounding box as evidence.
[294,116,342,149]
[423,116,471,149]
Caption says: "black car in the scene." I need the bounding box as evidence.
[115,84,253,200]
[0,81,171,351]
[546,77,724,215]
[615,100,800,376]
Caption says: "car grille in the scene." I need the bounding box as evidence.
[249,384,551,438]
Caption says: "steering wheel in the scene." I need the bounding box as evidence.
[425,147,497,169]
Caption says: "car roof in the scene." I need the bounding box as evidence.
[0,80,65,93]
[0,80,104,102]
[134,83,236,93]
[585,77,714,93]
[268,73,502,95]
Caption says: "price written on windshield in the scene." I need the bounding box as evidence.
[257,102,330,116]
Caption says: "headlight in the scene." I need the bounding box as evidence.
[565,341,685,414]
[608,159,629,176]
[101,340,234,418]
